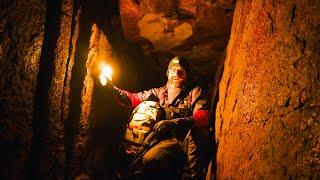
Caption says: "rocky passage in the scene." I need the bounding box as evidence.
[1,0,319,179]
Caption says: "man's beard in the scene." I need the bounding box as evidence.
[168,77,184,88]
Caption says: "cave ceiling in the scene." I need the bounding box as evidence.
[119,0,235,77]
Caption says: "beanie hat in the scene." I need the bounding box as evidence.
[167,56,190,76]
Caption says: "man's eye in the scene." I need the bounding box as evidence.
[177,70,184,74]
[169,69,184,74]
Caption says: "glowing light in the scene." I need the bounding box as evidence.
[99,63,112,86]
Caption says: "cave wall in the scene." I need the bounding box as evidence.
[0,0,80,179]
[216,0,320,178]
[32,0,77,178]
[0,0,143,178]
[0,0,46,178]
[65,1,131,178]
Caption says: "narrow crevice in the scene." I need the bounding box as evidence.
[211,91,220,180]
[223,74,232,110]
[291,4,297,23]
[61,0,80,179]
[29,0,62,179]
[64,1,91,178]
[209,52,225,179]
[268,12,275,33]
[61,0,80,120]
[232,98,238,112]
[293,34,307,68]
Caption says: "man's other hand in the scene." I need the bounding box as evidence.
[153,120,177,137]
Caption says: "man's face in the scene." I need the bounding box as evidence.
[167,65,187,88]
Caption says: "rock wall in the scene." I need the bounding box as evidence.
[216,0,320,178]
[0,0,80,178]
[32,0,76,178]
[0,1,46,178]
[65,1,130,178]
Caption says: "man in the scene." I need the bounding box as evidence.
[113,56,210,179]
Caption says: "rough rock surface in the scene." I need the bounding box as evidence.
[120,0,235,78]
[0,0,80,178]
[216,1,320,178]
[32,0,75,178]
[0,1,46,178]
[71,24,117,178]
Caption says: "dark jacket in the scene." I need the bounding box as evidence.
[114,84,210,128]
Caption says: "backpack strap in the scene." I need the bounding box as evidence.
[169,85,192,107]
